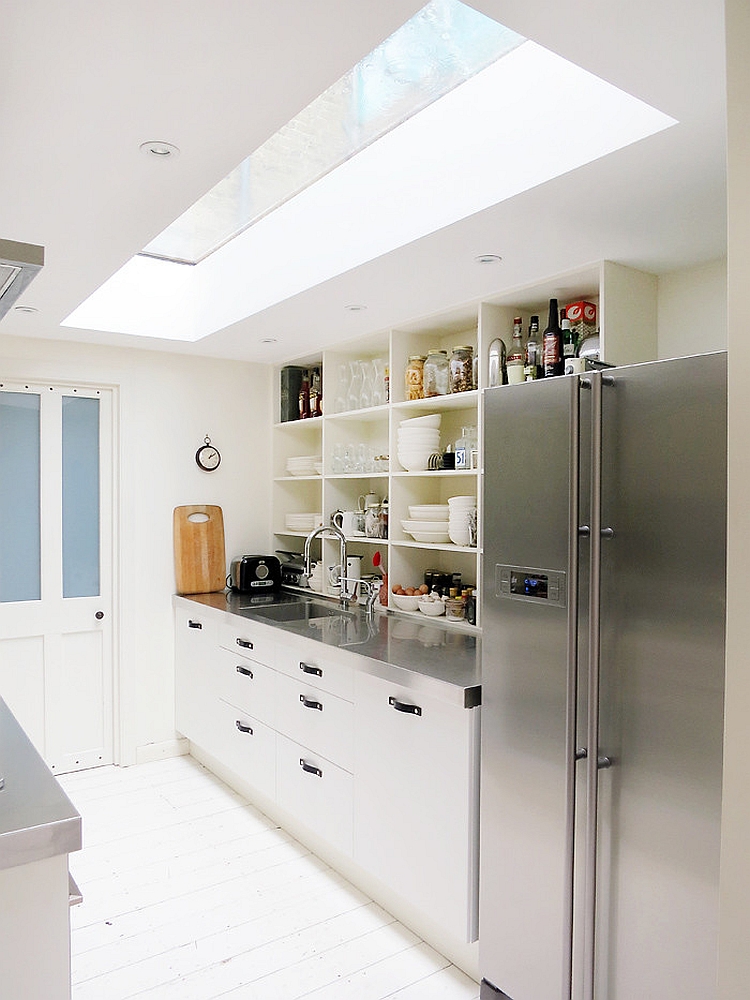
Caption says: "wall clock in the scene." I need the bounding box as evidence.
[195,435,221,472]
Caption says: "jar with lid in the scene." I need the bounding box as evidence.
[445,589,466,621]
[424,349,449,397]
[405,356,425,400]
[450,345,474,394]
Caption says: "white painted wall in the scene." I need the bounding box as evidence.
[657,258,727,359]
[719,0,750,995]
[0,333,272,764]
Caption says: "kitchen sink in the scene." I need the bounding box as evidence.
[252,599,357,623]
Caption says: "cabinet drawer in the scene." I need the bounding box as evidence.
[274,642,354,701]
[276,734,353,856]
[213,698,276,802]
[218,620,275,667]
[216,648,277,729]
[275,672,353,771]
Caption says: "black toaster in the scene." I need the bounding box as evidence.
[228,555,282,593]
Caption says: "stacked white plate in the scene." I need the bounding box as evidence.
[448,495,476,546]
[286,455,321,476]
[285,512,323,532]
[397,415,441,472]
[408,504,450,521]
[400,519,451,544]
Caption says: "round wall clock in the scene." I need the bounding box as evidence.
[195,435,221,472]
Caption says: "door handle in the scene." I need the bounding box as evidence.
[388,696,422,716]
[235,721,253,735]
[187,620,202,629]
[95,610,105,620]
[236,638,253,649]
[299,662,322,677]
[299,758,323,777]
[236,665,254,679]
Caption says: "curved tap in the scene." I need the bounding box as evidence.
[303,523,348,606]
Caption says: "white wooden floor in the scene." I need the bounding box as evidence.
[59,755,480,1000]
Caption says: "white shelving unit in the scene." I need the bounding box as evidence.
[271,260,659,631]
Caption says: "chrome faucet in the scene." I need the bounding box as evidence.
[303,522,349,607]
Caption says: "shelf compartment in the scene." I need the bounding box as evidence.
[325,403,390,423]
[391,390,478,414]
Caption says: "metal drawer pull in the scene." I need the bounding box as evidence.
[299,758,323,778]
[188,620,202,629]
[299,694,323,711]
[236,638,253,649]
[389,696,422,716]
[299,661,322,677]
[235,721,253,735]
[236,665,254,679]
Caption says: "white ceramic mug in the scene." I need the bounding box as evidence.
[342,554,362,600]
[357,492,380,511]
[332,510,365,536]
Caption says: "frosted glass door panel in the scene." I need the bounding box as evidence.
[0,391,41,603]
[62,396,100,598]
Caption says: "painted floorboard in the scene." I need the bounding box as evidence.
[60,756,480,1000]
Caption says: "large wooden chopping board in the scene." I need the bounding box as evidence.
[173,505,226,594]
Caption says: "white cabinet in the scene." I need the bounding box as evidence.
[213,697,276,801]
[174,607,219,749]
[353,671,480,944]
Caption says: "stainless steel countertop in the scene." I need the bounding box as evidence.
[178,590,481,708]
[0,698,82,872]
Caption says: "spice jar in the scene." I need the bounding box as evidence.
[450,345,474,394]
[424,349,449,397]
[405,355,425,400]
[445,588,466,621]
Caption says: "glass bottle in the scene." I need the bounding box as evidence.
[506,317,525,384]
[543,298,564,377]
[488,338,507,387]
[424,349,449,397]
[562,309,577,367]
[405,355,425,400]
[299,369,311,418]
[524,315,541,381]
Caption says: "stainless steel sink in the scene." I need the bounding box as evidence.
[252,599,356,623]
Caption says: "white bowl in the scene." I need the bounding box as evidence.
[401,518,450,533]
[408,505,450,520]
[398,426,440,436]
[399,414,441,429]
[418,598,446,616]
[449,528,471,546]
[398,455,432,472]
[404,528,452,544]
[392,593,421,611]
[448,495,476,505]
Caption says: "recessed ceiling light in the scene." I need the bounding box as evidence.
[475,254,503,264]
[14,305,38,314]
[139,141,180,159]
[344,304,367,312]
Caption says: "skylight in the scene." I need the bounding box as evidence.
[63,0,676,342]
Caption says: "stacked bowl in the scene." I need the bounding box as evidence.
[448,495,476,546]
[397,414,441,472]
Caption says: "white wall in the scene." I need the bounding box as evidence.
[719,0,750,995]
[657,258,727,359]
[0,333,272,764]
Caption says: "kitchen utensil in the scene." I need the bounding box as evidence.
[173,504,226,594]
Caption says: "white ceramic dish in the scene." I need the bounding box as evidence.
[448,495,476,505]
[403,527,451,544]
[400,414,441,429]
[449,529,471,546]
[392,593,421,611]
[402,517,450,533]
[408,505,450,520]
[418,598,446,616]
[398,456,431,472]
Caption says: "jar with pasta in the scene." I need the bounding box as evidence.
[424,349,449,397]
[405,355,425,400]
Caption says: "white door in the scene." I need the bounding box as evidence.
[0,380,115,773]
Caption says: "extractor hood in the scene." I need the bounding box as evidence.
[0,238,44,320]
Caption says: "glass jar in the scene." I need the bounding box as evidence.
[450,345,474,394]
[424,349,449,397]
[405,355,425,400]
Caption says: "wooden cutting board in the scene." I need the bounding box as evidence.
[173,505,226,594]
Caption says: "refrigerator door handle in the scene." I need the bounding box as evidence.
[562,374,583,1000]
[583,371,604,1000]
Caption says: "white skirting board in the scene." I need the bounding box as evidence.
[135,737,189,765]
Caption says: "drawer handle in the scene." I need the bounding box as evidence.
[236,665,254,679]
[389,696,422,717]
[236,638,254,650]
[188,620,203,629]
[299,694,323,711]
[299,661,322,677]
[235,721,253,735]
[299,758,323,778]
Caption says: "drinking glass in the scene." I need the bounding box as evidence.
[346,360,363,411]
[359,360,373,409]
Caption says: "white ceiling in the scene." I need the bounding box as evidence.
[0,0,727,364]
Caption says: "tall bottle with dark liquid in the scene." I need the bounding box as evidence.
[543,298,563,377]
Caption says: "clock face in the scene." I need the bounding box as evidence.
[196,445,221,471]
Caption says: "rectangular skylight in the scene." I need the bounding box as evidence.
[63,1,676,342]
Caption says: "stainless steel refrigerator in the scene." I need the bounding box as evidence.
[479,353,726,1000]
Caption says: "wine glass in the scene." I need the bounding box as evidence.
[359,360,373,409]
[346,360,363,411]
